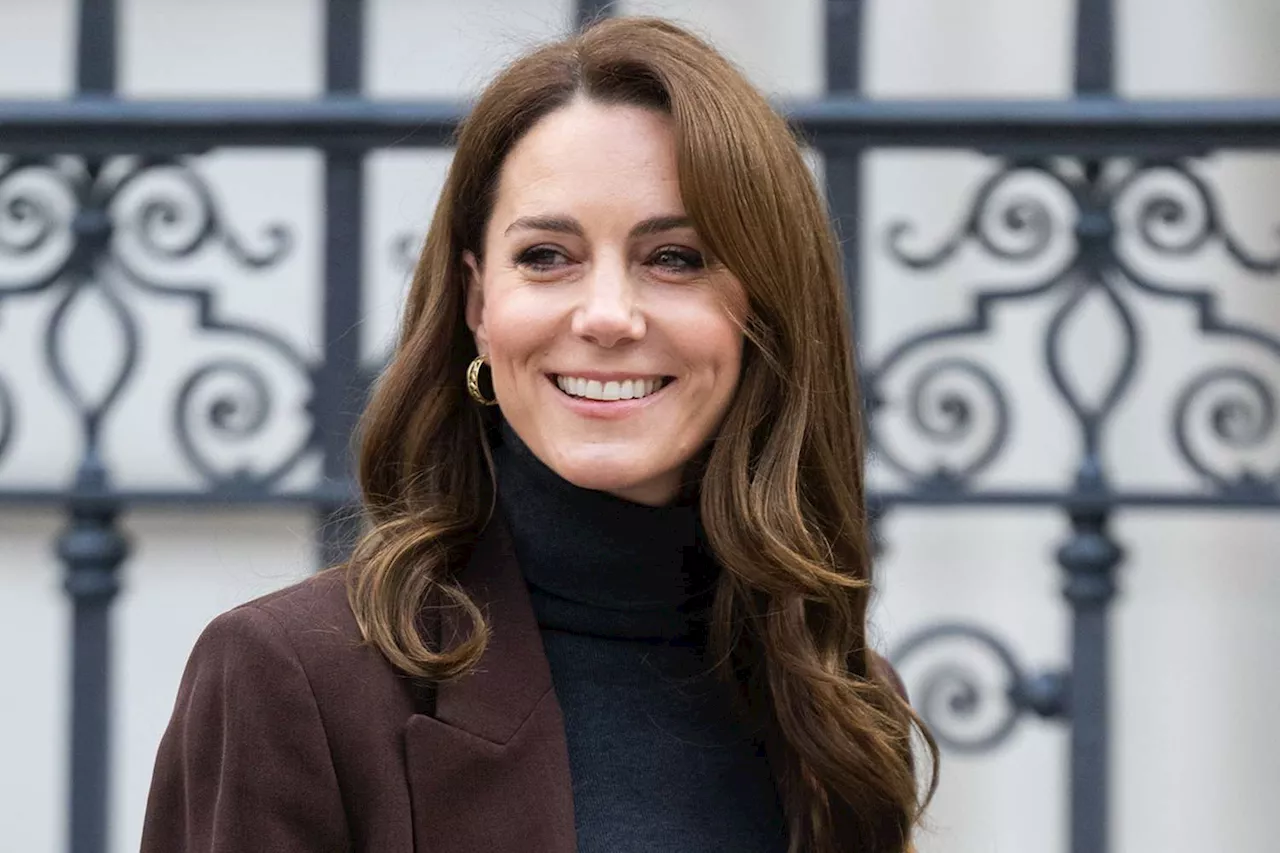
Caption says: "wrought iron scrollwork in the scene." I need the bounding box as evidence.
[1173,366,1279,496]
[112,158,292,268]
[870,161,1084,490]
[873,156,1280,497]
[886,161,1071,269]
[0,157,79,293]
[0,155,311,490]
[869,357,1010,490]
[1121,160,1280,272]
[890,623,1068,753]
[1112,161,1280,496]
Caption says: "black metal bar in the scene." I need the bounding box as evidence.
[316,0,366,569]
[61,464,127,853]
[1075,0,1115,95]
[9,486,1280,512]
[66,5,120,853]
[825,0,864,93]
[1057,503,1122,853]
[326,0,363,93]
[76,0,115,94]
[0,97,464,153]
[575,0,614,31]
[1071,4,1116,840]
[822,0,866,414]
[12,97,1280,154]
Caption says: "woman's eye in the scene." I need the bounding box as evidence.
[515,246,569,271]
[650,246,705,272]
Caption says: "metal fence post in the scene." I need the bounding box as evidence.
[1058,496,1122,853]
[1066,5,1119,852]
[317,0,366,569]
[65,3,125,852]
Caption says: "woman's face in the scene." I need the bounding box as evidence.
[465,98,747,506]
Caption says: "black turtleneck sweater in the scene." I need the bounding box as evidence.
[493,427,787,853]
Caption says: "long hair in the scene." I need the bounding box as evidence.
[347,16,937,852]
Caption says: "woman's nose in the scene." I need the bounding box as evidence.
[570,260,645,348]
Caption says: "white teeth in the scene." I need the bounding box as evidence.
[555,375,667,401]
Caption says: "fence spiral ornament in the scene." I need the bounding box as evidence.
[0,157,79,292]
[885,162,1072,269]
[113,159,292,268]
[890,623,1065,753]
[1121,160,1280,272]
[173,358,313,489]
[1173,366,1279,495]
[869,357,1011,488]
[0,167,57,255]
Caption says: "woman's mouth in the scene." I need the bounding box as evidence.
[552,375,672,402]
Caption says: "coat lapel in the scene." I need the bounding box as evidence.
[404,519,577,853]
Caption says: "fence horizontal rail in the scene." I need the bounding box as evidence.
[3,486,1279,512]
[6,96,1280,154]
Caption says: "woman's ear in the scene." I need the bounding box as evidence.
[463,250,487,354]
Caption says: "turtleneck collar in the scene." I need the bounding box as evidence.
[493,422,718,643]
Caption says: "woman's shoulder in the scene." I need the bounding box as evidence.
[187,567,387,691]
[198,568,356,650]
[232,566,356,632]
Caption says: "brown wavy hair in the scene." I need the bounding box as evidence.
[347,16,937,853]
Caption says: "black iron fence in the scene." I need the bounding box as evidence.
[2,1,1278,852]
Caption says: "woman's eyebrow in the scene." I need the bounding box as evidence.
[629,215,693,239]
[502,214,693,239]
[504,215,584,237]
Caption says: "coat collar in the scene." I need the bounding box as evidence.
[403,518,577,853]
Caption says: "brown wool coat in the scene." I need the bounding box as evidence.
[140,520,907,853]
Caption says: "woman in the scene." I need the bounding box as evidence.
[141,16,937,853]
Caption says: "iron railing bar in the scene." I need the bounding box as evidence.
[12,96,1280,153]
[823,0,868,442]
[825,0,865,94]
[5,488,1280,510]
[1075,0,1115,96]
[317,0,366,570]
[75,0,115,95]
[67,3,120,853]
[1069,5,1118,851]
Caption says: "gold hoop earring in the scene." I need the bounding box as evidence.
[466,355,498,406]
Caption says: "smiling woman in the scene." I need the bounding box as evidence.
[140,16,937,853]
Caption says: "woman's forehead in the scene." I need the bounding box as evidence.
[490,100,684,225]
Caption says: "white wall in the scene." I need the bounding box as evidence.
[2,1,1279,852]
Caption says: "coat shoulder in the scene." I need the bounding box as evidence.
[217,563,363,650]
[203,567,406,714]
[233,566,356,636]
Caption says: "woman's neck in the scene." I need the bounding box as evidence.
[493,423,718,642]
